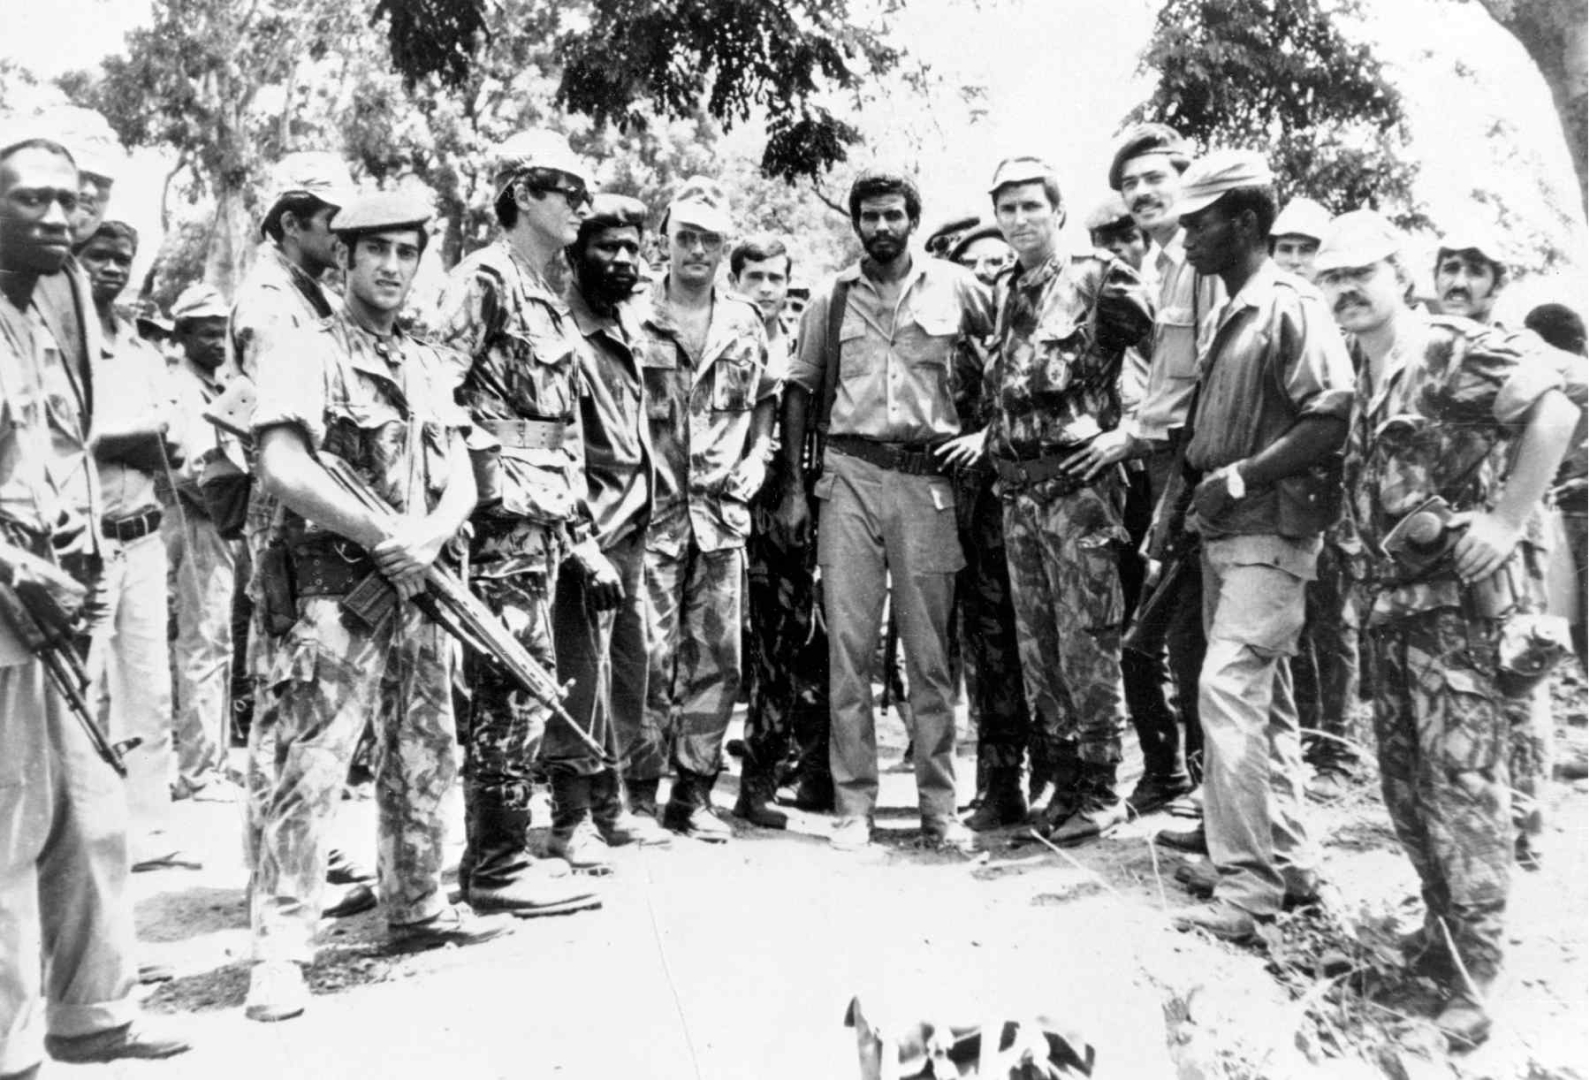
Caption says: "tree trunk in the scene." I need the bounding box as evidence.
[1478,0,1588,213]
[203,184,254,298]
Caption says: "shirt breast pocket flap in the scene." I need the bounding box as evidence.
[713,358,757,412]
[1159,303,1195,329]
[914,312,961,340]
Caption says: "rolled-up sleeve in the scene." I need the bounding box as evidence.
[253,327,330,449]
[1280,295,1355,422]
[788,286,831,394]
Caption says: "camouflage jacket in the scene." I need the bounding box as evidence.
[640,279,775,556]
[435,240,591,571]
[1345,314,1562,621]
[252,306,469,552]
[229,242,337,382]
[985,249,1153,461]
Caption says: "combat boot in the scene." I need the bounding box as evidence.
[1035,743,1083,832]
[628,777,663,818]
[964,767,1028,831]
[788,770,835,812]
[663,770,733,843]
[733,753,789,829]
[463,798,601,917]
[547,772,614,874]
[591,769,672,848]
[1046,761,1126,847]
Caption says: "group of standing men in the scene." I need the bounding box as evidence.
[1,107,1582,1074]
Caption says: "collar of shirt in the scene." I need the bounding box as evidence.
[567,280,625,342]
[644,276,746,370]
[1209,257,1280,340]
[836,254,936,341]
[179,355,225,397]
[497,239,564,309]
[1005,249,1068,295]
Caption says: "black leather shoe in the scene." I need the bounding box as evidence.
[45,1021,191,1063]
[1154,824,1207,854]
[387,906,514,953]
[1126,773,1195,817]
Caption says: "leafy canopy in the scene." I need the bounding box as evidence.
[1129,0,1426,226]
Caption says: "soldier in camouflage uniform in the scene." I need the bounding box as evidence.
[435,131,616,890]
[1319,210,1578,1047]
[640,179,777,842]
[731,234,825,827]
[228,153,374,917]
[957,157,1152,845]
[245,193,511,1024]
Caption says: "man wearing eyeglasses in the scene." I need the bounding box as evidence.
[639,178,778,842]
[433,130,608,909]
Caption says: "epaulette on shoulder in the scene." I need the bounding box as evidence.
[719,291,763,324]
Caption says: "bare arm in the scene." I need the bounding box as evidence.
[1452,389,1579,582]
[774,385,814,547]
[257,423,390,550]
[1191,416,1347,525]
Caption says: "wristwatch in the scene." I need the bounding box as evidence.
[1224,463,1247,501]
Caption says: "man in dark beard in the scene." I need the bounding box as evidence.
[553,194,673,849]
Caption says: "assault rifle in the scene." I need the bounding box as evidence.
[0,538,139,776]
[317,454,614,766]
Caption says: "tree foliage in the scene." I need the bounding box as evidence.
[375,0,901,183]
[1128,0,1426,227]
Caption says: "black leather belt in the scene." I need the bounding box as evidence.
[101,507,163,542]
[481,418,569,452]
[828,435,948,477]
[288,542,373,598]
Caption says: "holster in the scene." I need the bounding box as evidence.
[257,540,298,636]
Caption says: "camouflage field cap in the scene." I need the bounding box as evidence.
[171,283,230,322]
[1084,193,1134,233]
[1314,209,1402,273]
[988,155,1059,198]
[491,129,591,201]
[1271,197,1332,242]
[664,175,732,235]
[1173,149,1275,218]
[266,151,356,212]
[1436,220,1507,268]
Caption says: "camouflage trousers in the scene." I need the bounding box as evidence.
[1294,540,1362,773]
[956,465,1030,771]
[463,567,557,809]
[252,598,456,964]
[743,498,830,782]
[1000,480,1128,766]
[644,540,744,777]
[163,503,237,787]
[1366,608,1512,982]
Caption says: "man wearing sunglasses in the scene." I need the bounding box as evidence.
[639,178,778,842]
[433,130,608,908]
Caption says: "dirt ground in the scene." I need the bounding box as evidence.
[84,672,1589,1080]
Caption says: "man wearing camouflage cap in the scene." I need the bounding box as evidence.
[639,177,777,842]
[1163,151,1353,941]
[247,191,513,1022]
[958,156,1153,842]
[434,130,617,890]
[554,193,673,848]
[227,151,376,916]
[1434,223,1508,324]
[1317,209,1577,1047]
[163,284,241,799]
[1267,194,1362,801]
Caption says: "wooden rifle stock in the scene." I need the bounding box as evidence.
[316,455,614,765]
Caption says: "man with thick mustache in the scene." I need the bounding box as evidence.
[1434,227,1508,324]
[775,169,994,851]
[1068,124,1222,826]
[554,194,672,849]
[1166,151,1353,942]
[1317,210,1576,1046]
